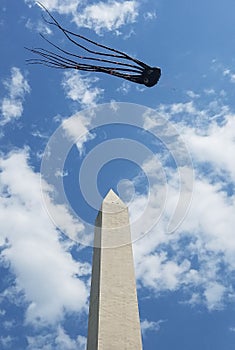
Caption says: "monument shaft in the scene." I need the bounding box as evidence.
[86,190,142,350]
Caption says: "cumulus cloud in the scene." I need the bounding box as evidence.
[204,282,226,311]
[181,115,235,181]
[133,170,234,309]
[26,0,138,33]
[136,251,191,291]
[0,67,30,125]
[0,149,89,325]
[131,98,235,311]
[73,0,139,34]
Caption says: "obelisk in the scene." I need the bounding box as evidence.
[86,189,142,350]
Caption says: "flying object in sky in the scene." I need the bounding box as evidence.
[26,3,161,88]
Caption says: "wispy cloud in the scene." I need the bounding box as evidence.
[117,81,131,95]
[62,71,103,109]
[143,11,157,21]
[25,0,79,15]
[25,18,52,35]
[0,67,30,125]
[141,319,167,336]
[186,90,200,99]
[210,59,235,84]
[27,326,86,350]
[61,112,96,156]
[61,71,103,154]
[223,68,235,83]
[0,335,13,349]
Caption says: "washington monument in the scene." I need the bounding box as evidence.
[86,189,142,349]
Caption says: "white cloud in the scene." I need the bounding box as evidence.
[26,0,138,34]
[133,168,235,309]
[141,319,167,336]
[27,326,86,350]
[130,99,235,311]
[143,11,157,21]
[61,111,96,156]
[0,149,89,325]
[62,71,103,109]
[181,115,235,181]
[61,71,103,154]
[182,178,235,260]
[169,101,200,116]
[223,68,235,83]
[27,333,53,350]
[0,67,30,125]
[211,60,235,84]
[0,335,13,348]
[73,1,139,34]
[0,309,6,316]
[204,88,215,95]
[55,327,86,350]
[117,81,131,95]
[25,0,79,15]
[2,320,16,332]
[136,251,191,291]
[186,90,200,99]
[204,282,226,311]
[25,18,52,35]
[76,335,87,350]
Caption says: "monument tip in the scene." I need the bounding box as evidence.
[103,188,126,208]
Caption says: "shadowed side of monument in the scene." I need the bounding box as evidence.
[86,189,142,350]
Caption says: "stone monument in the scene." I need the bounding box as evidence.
[86,189,142,350]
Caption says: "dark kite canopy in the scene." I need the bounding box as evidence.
[26,3,161,88]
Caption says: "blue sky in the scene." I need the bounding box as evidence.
[1,0,235,349]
